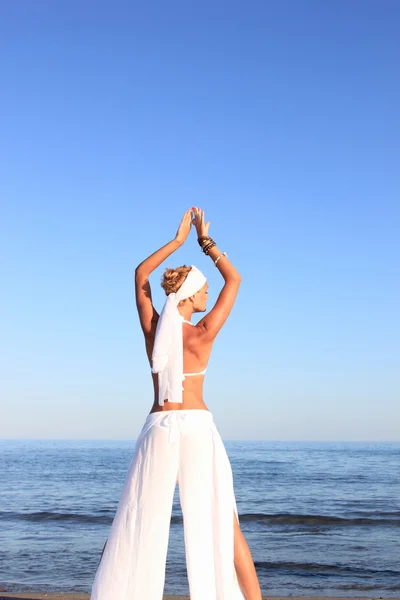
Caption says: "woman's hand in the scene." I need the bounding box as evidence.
[174,208,193,245]
[192,207,210,239]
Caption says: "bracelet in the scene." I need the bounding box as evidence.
[214,252,227,266]
[202,241,216,255]
[198,236,216,254]
[197,236,211,247]
[198,235,212,246]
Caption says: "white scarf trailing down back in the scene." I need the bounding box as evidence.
[151,265,207,406]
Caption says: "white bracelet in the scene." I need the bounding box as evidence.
[214,252,227,266]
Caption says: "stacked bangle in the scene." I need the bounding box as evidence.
[197,236,228,266]
[203,241,216,254]
[197,235,216,255]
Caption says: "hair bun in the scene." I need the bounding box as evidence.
[161,265,192,295]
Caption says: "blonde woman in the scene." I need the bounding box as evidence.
[90,208,262,600]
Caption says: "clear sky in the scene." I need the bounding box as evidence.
[1,1,399,441]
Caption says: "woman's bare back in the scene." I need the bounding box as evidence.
[134,208,241,416]
[147,319,214,414]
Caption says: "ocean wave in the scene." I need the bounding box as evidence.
[0,511,110,524]
[254,560,400,577]
[239,512,400,527]
[2,509,400,527]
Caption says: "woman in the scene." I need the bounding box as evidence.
[90,208,262,600]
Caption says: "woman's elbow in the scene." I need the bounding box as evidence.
[227,273,242,285]
[135,265,147,280]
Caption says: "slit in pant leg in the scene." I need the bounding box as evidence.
[232,502,247,599]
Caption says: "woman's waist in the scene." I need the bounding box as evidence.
[146,406,214,425]
[150,394,209,414]
[152,382,207,409]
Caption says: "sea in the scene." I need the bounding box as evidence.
[1,438,399,597]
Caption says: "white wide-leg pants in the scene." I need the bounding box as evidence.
[90,409,246,600]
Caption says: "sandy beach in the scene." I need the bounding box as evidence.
[1,594,397,600]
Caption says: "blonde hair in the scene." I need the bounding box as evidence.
[161,265,192,296]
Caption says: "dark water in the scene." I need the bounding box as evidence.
[1,439,399,597]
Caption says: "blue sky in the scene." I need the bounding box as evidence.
[1,1,399,441]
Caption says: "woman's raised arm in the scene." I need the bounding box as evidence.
[193,208,242,339]
[135,209,192,336]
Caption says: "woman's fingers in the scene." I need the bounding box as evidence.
[191,207,210,236]
[175,208,196,244]
[182,208,193,227]
[190,207,208,236]
[180,209,189,223]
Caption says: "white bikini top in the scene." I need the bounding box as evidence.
[182,320,207,377]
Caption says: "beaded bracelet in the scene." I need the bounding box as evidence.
[198,236,213,250]
[198,236,216,254]
[202,241,216,255]
[198,235,212,245]
[214,252,227,266]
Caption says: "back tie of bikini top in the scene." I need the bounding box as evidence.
[182,319,207,377]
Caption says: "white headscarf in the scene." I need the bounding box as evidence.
[151,265,207,406]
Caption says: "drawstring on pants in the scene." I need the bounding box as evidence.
[159,411,189,443]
